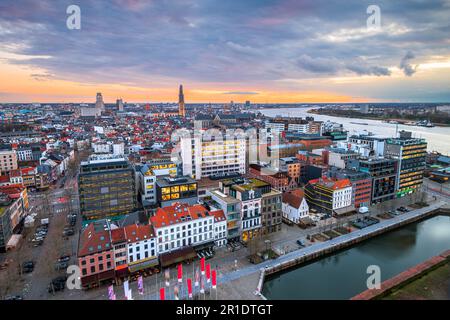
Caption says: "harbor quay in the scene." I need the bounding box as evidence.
[128,201,448,301]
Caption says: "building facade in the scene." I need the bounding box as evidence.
[181,134,246,179]
[78,155,136,221]
[385,132,427,197]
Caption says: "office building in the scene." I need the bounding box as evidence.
[384,131,427,197]
[180,134,246,180]
[78,155,136,221]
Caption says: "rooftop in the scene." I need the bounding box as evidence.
[150,202,213,228]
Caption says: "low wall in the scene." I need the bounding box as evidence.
[257,206,449,296]
[351,249,450,300]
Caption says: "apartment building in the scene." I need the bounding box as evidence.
[0,148,18,174]
[78,222,115,288]
[124,223,158,273]
[155,176,198,208]
[207,189,241,241]
[136,158,179,207]
[348,158,398,204]
[282,188,309,224]
[219,178,263,242]
[180,134,246,179]
[305,177,353,215]
[150,203,216,255]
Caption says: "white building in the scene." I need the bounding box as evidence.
[16,148,32,161]
[124,224,158,265]
[137,159,178,207]
[282,189,309,224]
[332,184,353,210]
[212,210,227,247]
[150,203,217,254]
[180,134,246,180]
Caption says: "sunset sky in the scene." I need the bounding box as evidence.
[0,0,449,103]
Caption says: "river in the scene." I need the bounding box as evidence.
[262,215,450,300]
[256,107,450,155]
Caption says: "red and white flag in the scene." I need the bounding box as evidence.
[212,270,217,289]
[177,263,183,283]
[160,287,165,300]
[200,257,205,275]
[187,278,193,298]
[206,264,211,283]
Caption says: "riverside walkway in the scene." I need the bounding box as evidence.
[139,200,447,300]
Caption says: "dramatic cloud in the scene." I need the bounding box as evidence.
[0,0,449,101]
[399,51,418,76]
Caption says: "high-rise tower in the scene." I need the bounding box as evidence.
[95,92,105,112]
[178,85,185,117]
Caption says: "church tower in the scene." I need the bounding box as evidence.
[178,84,185,117]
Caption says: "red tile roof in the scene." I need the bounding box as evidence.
[150,202,212,229]
[110,227,126,244]
[282,188,305,208]
[78,224,112,257]
[308,177,352,190]
[211,210,226,223]
[124,223,155,243]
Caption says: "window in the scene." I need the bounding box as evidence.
[90,266,95,273]
[82,268,87,275]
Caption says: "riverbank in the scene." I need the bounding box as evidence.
[351,249,450,300]
[307,109,450,127]
[259,203,449,299]
[382,261,450,300]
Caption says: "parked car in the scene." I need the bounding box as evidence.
[4,295,23,300]
[22,261,34,273]
[55,261,69,271]
[58,255,71,263]
[62,229,74,236]
[296,239,305,247]
[48,276,67,293]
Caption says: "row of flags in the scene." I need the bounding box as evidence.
[107,256,218,300]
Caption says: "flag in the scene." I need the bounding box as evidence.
[206,264,211,283]
[174,286,179,300]
[187,278,193,298]
[123,280,129,300]
[165,269,170,287]
[212,270,217,289]
[127,288,133,300]
[195,268,200,287]
[108,285,116,300]
[160,287,165,300]
[200,257,205,275]
[177,264,183,283]
[138,275,144,295]
[200,276,205,294]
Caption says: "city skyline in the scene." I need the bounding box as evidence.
[0,0,450,103]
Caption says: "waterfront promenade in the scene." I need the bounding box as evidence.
[136,200,447,300]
